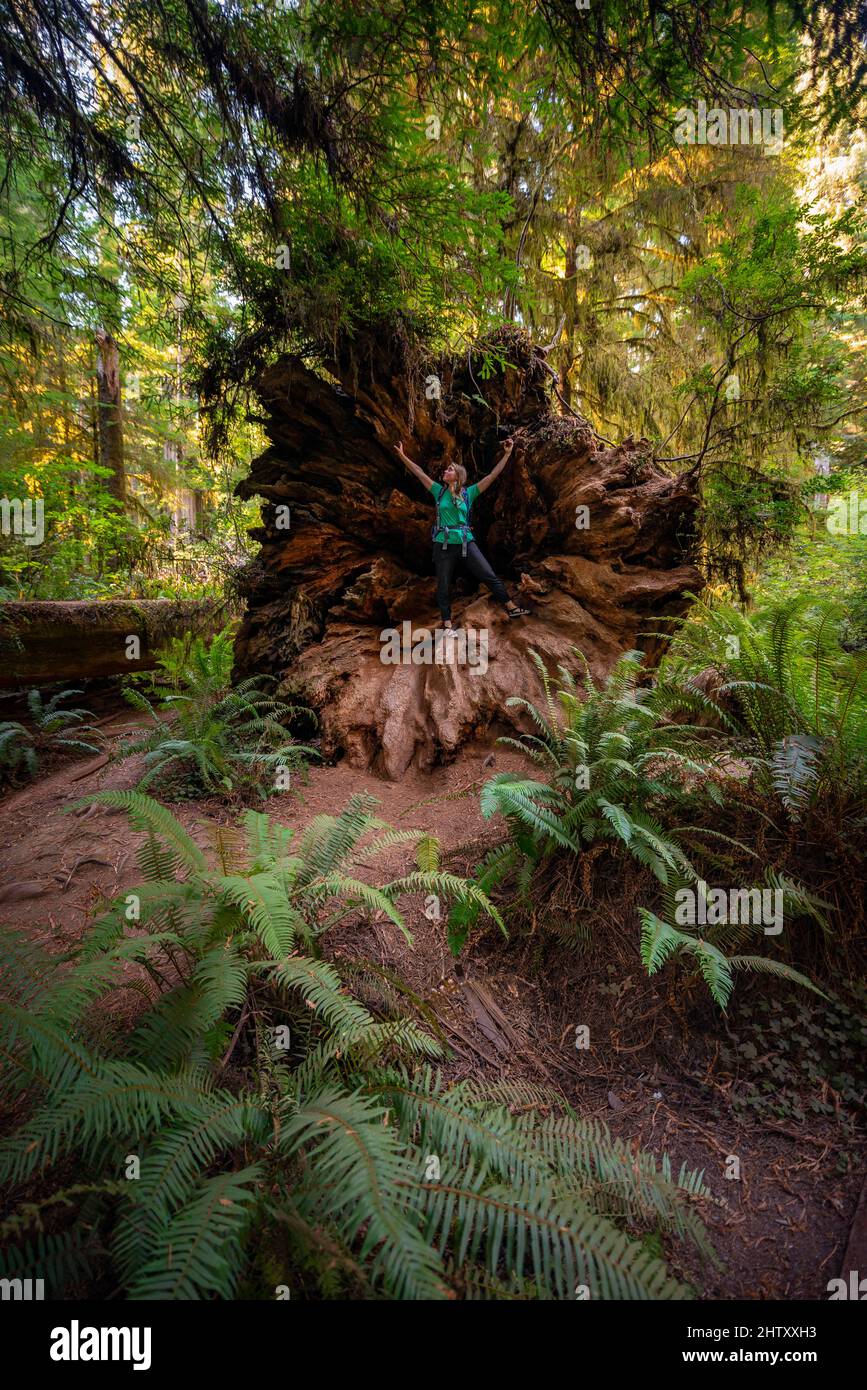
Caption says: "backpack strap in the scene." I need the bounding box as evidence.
[432,483,448,550]
[459,486,472,556]
[432,484,473,555]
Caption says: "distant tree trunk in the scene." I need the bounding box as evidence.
[166,287,199,539]
[558,234,579,409]
[89,374,99,488]
[813,447,831,512]
[165,438,198,537]
[95,329,126,507]
[173,488,198,535]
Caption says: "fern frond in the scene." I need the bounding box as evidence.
[71,792,207,874]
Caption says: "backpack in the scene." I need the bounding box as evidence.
[432,484,473,556]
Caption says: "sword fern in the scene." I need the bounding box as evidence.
[0,793,713,1300]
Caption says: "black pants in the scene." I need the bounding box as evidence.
[433,541,510,621]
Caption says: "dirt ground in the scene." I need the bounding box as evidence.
[0,701,864,1301]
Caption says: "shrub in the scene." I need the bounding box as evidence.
[0,687,100,782]
[659,593,867,818]
[455,650,822,1008]
[119,630,317,798]
[448,648,723,953]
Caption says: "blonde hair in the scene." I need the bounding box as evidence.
[447,462,467,498]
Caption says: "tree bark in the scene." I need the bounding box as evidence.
[0,600,224,684]
[558,232,578,407]
[234,322,702,779]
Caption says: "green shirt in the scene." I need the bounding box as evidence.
[431,482,479,545]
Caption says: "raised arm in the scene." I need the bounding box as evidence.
[393,440,436,492]
[476,434,517,495]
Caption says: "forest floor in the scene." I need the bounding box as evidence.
[1,692,864,1302]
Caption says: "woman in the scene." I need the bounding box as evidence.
[394,435,530,628]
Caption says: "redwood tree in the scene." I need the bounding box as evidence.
[235,322,702,778]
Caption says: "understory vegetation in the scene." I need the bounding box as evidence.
[117,629,318,800]
[0,792,714,1299]
[1,600,864,1298]
[453,595,866,1010]
[0,688,101,784]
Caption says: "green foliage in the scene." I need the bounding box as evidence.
[465,649,724,940]
[661,594,867,816]
[0,687,100,782]
[139,627,238,698]
[0,793,712,1299]
[451,649,706,945]
[461,650,827,1009]
[718,982,867,1155]
[756,468,867,649]
[638,907,823,1011]
[117,631,318,799]
[677,187,867,593]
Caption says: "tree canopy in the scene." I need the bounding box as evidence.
[0,0,865,598]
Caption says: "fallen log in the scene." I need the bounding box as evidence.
[0,598,225,685]
[234,320,703,778]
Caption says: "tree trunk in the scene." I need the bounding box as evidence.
[0,599,225,684]
[558,233,579,408]
[234,322,702,779]
[95,329,126,507]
